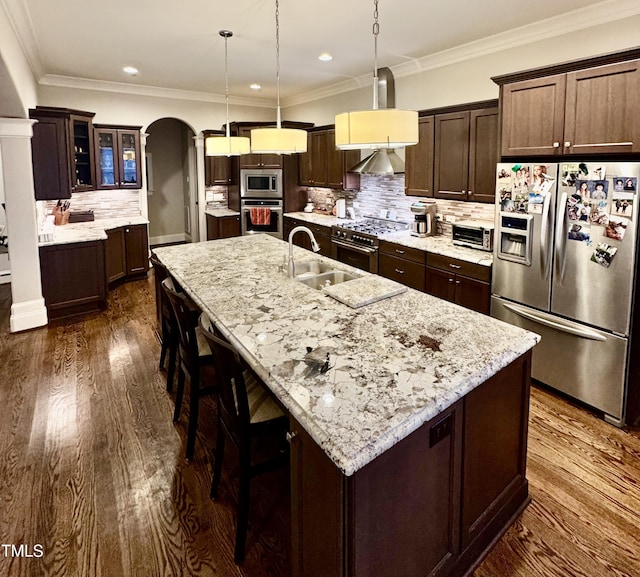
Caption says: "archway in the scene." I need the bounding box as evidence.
[145,117,198,247]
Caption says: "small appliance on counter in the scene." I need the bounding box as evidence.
[452,220,494,252]
[304,200,314,213]
[410,201,436,237]
[335,198,347,219]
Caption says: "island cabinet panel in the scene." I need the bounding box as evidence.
[404,115,435,197]
[39,240,107,319]
[289,353,531,577]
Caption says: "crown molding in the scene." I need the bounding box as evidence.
[282,0,640,108]
[0,0,44,78]
[38,74,275,108]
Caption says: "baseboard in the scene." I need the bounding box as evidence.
[0,272,11,285]
[150,233,186,246]
[10,297,48,332]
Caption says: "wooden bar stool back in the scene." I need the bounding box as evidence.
[198,313,289,563]
[162,277,216,460]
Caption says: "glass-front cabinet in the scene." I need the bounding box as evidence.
[94,125,142,189]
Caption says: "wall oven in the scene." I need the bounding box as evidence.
[240,199,283,238]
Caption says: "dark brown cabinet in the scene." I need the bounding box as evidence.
[283,216,332,257]
[94,125,142,189]
[203,130,232,185]
[433,107,498,203]
[39,240,107,319]
[237,126,283,169]
[299,127,360,190]
[426,253,491,314]
[497,59,640,157]
[289,352,531,577]
[206,213,240,240]
[29,107,96,200]
[105,224,149,284]
[404,115,435,197]
[378,240,426,291]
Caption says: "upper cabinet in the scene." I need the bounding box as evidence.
[434,111,470,201]
[298,126,360,190]
[29,107,96,200]
[94,125,142,189]
[404,116,435,197]
[203,131,231,185]
[237,126,283,169]
[495,53,640,157]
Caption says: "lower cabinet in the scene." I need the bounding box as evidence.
[105,224,149,283]
[39,241,107,319]
[426,253,491,314]
[289,352,531,577]
[283,217,332,257]
[206,213,241,240]
[378,240,426,291]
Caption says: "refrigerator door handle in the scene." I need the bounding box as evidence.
[502,302,606,341]
[540,192,552,278]
[555,192,569,281]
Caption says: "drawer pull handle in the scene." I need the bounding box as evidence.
[286,431,297,443]
[449,263,461,269]
[448,278,454,283]
[395,249,405,254]
[455,280,461,285]
[394,268,405,274]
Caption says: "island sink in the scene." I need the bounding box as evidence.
[298,270,360,290]
[293,260,334,277]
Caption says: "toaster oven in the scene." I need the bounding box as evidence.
[452,220,494,252]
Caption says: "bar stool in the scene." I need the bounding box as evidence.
[198,313,290,563]
[150,254,178,392]
[162,277,216,460]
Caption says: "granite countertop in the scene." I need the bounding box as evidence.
[205,208,240,218]
[153,234,538,476]
[38,215,149,247]
[285,211,493,266]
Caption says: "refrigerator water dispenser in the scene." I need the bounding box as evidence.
[498,213,533,266]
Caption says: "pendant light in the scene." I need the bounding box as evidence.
[205,30,251,156]
[335,0,418,150]
[250,0,307,154]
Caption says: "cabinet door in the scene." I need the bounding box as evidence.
[95,128,119,189]
[564,60,640,155]
[118,130,142,188]
[124,225,149,276]
[453,275,490,315]
[70,115,96,192]
[205,156,230,185]
[405,116,435,197]
[426,266,455,303]
[434,112,470,200]
[30,114,72,200]
[299,132,314,185]
[468,108,499,204]
[106,228,127,283]
[500,74,566,157]
[218,216,240,239]
[206,214,219,240]
[311,131,328,187]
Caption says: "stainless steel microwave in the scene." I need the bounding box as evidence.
[240,169,283,198]
[452,220,494,252]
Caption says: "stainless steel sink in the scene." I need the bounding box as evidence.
[298,270,360,290]
[294,260,334,277]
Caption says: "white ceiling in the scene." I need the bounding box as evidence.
[3,0,638,106]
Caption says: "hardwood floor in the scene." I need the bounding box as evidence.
[0,276,639,577]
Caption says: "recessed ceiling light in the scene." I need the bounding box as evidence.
[318,53,333,62]
[250,83,261,90]
[123,66,139,76]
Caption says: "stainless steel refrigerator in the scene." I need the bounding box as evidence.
[491,161,640,426]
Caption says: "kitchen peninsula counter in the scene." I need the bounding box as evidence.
[153,234,538,577]
[38,215,149,246]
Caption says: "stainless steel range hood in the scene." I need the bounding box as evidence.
[347,67,405,175]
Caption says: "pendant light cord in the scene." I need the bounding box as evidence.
[222,32,231,138]
[372,0,379,110]
[275,0,282,128]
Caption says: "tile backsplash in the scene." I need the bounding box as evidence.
[307,175,495,236]
[205,186,229,210]
[42,189,141,220]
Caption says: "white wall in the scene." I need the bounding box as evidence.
[0,2,37,116]
[283,14,640,124]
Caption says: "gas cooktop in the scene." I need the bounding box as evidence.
[334,217,409,237]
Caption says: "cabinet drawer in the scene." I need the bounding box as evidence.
[379,241,426,264]
[426,253,491,283]
[307,222,331,238]
[379,254,426,291]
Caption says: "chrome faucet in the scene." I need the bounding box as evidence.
[288,226,321,278]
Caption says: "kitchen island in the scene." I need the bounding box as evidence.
[153,234,539,577]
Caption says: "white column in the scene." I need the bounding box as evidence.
[0,118,48,332]
[139,132,149,220]
[194,134,206,243]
